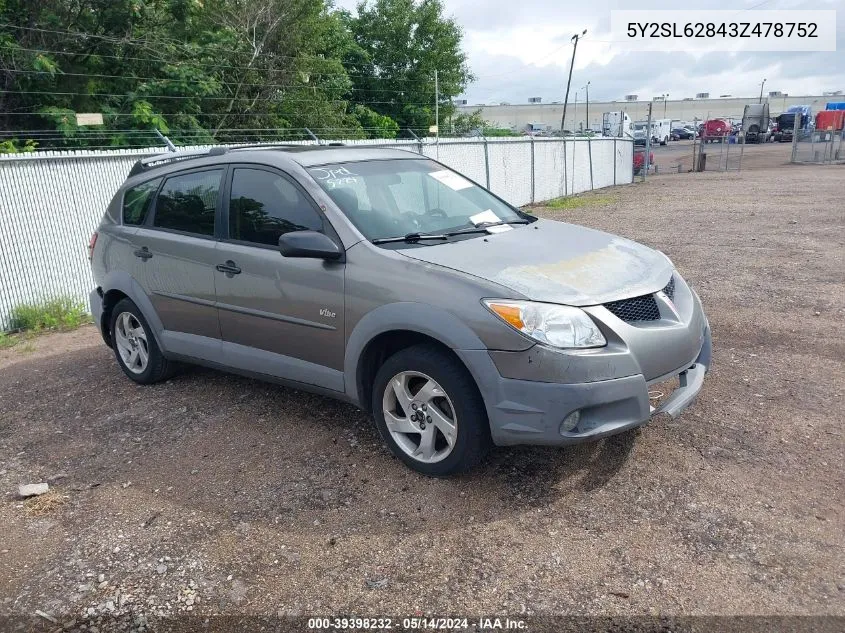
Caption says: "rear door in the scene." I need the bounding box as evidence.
[135,167,224,341]
[214,165,345,390]
[115,176,162,290]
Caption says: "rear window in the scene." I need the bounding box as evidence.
[123,178,161,226]
[153,170,222,236]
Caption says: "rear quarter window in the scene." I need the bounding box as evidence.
[123,178,161,226]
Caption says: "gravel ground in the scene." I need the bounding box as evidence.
[647,138,794,174]
[1,163,843,630]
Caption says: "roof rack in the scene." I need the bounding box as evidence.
[128,146,228,177]
[127,141,351,177]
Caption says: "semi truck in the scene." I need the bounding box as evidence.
[774,105,813,142]
[742,103,771,143]
[601,112,632,138]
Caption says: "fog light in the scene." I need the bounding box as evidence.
[560,410,581,433]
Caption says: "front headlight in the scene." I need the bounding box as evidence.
[483,300,606,349]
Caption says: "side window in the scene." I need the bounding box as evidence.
[153,169,222,236]
[123,178,161,226]
[228,168,322,246]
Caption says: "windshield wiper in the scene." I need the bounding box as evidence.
[371,232,449,245]
[445,219,530,237]
[371,220,530,244]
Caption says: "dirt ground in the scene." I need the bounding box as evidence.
[1,163,843,630]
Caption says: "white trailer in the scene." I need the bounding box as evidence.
[601,111,632,138]
[651,119,672,145]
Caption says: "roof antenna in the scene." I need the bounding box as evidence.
[154,129,177,152]
[304,127,320,145]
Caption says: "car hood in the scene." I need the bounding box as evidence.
[398,219,673,306]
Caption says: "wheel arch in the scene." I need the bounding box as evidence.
[345,303,487,414]
[99,271,165,352]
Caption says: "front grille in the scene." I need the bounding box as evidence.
[604,294,660,322]
[603,276,675,323]
[663,276,675,300]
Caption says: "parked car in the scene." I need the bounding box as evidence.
[633,147,654,174]
[671,126,696,140]
[88,146,711,476]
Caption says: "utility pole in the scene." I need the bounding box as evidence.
[663,93,668,118]
[560,29,587,134]
[583,81,591,131]
[759,78,766,103]
[434,69,440,157]
[643,101,653,180]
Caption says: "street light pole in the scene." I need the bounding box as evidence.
[759,78,766,103]
[583,81,591,131]
[573,91,578,132]
[663,93,668,118]
[560,29,587,134]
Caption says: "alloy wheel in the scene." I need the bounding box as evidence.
[382,371,458,464]
[114,311,149,374]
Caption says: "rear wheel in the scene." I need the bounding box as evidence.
[110,298,174,384]
[372,344,491,476]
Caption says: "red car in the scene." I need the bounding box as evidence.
[633,148,654,175]
[702,119,731,142]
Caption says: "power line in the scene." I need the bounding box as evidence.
[0,26,439,83]
[0,69,427,94]
[0,22,335,62]
[2,46,435,83]
[1,88,434,106]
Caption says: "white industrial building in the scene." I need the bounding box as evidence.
[457,92,842,133]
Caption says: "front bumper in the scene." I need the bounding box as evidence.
[459,326,710,446]
[458,276,711,447]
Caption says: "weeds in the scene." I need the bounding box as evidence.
[542,193,618,210]
[0,332,16,349]
[8,296,89,332]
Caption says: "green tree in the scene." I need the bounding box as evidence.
[0,0,474,148]
[451,108,485,136]
[346,0,472,132]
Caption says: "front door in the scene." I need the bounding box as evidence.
[136,167,224,341]
[214,166,345,391]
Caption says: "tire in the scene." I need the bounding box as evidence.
[110,298,175,384]
[372,344,491,476]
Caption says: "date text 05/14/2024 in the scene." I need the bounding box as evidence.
[307,617,527,630]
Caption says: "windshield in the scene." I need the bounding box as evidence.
[307,159,523,242]
[633,123,647,131]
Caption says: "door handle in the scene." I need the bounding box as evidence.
[134,247,153,260]
[215,260,242,276]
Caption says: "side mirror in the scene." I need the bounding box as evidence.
[278,231,343,260]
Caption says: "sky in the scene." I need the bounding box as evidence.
[336,0,844,104]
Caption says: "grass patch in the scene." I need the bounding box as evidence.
[542,193,618,210]
[8,296,89,332]
[0,332,16,349]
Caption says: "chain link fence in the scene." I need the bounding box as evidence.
[691,134,746,172]
[0,137,633,330]
[790,128,845,164]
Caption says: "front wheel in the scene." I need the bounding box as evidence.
[372,344,491,476]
